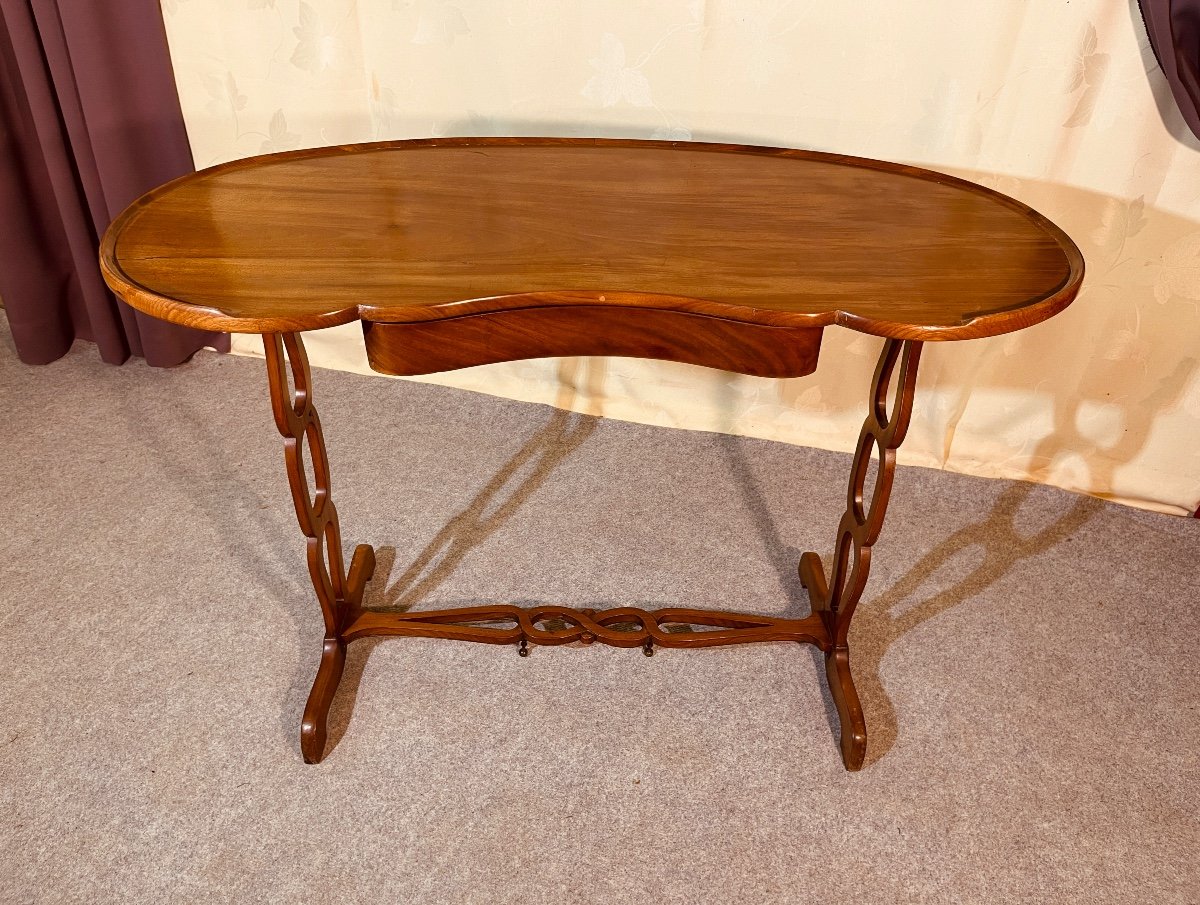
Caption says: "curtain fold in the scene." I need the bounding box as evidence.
[1140,0,1200,139]
[0,0,228,366]
[1169,3,1200,127]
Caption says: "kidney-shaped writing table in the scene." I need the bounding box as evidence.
[100,138,1084,769]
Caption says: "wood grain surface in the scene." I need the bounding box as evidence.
[100,137,1084,342]
[363,304,824,377]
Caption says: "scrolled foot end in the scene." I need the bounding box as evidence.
[839,725,867,772]
[300,719,328,765]
[299,636,347,765]
[825,646,867,772]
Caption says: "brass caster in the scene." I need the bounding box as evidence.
[518,639,529,657]
[643,640,654,657]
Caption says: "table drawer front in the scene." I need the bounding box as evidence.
[362,306,823,378]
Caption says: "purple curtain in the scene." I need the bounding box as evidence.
[1140,0,1200,140]
[0,0,228,366]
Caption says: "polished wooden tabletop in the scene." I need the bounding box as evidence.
[100,137,1084,340]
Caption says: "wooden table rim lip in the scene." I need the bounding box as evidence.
[98,135,1085,341]
[99,137,1086,770]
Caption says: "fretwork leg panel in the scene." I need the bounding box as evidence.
[800,338,923,770]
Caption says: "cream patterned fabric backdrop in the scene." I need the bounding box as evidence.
[160,0,1200,514]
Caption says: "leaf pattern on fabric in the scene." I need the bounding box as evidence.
[411,0,469,45]
[1154,232,1200,304]
[1064,23,1110,127]
[260,109,301,152]
[1102,329,1151,368]
[796,385,827,413]
[1091,195,1148,267]
[291,2,339,73]
[582,34,653,108]
[202,72,247,115]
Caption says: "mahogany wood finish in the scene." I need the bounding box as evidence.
[99,138,1086,769]
[342,605,829,649]
[100,137,1084,343]
[800,338,922,770]
[263,333,376,763]
[363,303,823,378]
[264,330,844,763]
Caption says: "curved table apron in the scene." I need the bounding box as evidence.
[101,138,1084,770]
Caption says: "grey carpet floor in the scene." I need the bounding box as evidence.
[1,330,1198,905]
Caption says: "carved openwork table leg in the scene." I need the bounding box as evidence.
[264,332,376,763]
[800,338,923,770]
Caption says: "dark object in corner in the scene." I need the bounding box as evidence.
[1139,0,1200,140]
